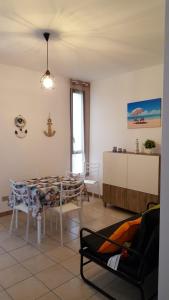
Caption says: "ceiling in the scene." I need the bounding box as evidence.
[0,0,164,80]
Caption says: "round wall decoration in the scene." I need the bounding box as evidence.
[15,115,26,128]
[14,115,28,138]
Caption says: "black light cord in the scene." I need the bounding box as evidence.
[47,39,48,70]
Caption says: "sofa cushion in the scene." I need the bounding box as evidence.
[98,217,142,254]
[81,214,141,261]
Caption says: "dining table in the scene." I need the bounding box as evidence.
[9,175,83,243]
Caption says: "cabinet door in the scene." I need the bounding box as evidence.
[127,154,159,195]
[126,188,159,213]
[103,183,126,207]
[111,185,126,208]
[103,152,127,188]
[103,183,112,205]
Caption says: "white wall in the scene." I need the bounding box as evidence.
[0,64,70,200]
[90,64,163,189]
[158,0,169,298]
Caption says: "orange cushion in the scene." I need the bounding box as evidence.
[98,217,142,254]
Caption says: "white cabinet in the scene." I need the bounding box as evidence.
[103,152,160,212]
[103,152,127,188]
[127,154,159,195]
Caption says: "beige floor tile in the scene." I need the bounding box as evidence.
[54,277,95,300]
[22,253,56,274]
[0,224,6,231]
[34,237,60,253]
[46,246,76,263]
[64,217,80,228]
[35,264,74,289]
[7,277,49,300]
[55,230,78,243]
[61,254,80,275]
[0,247,5,255]
[84,267,114,290]
[10,244,40,262]
[0,290,12,300]
[14,226,30,238]
[0,263,31,288]
[82,213,97,224]
[66,238,80,253]
[2,236,26,251]
[108,207,133,220]
[69,224,80,235]
[104,277,140,300]
[38,291,60,300]
[0,253,17,270]
[0,231,10,243]
[0,215,11,227]
[89,292,108,300]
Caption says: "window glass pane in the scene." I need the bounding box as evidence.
[72,153,83,174]
[72,91,84,174]
[73,92,84,152]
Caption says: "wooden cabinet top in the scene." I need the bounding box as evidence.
[104,151,160,157]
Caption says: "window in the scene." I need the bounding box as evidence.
[70,80,90,174]
[71,91,84,173]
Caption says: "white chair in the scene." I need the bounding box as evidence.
[51,180,84,246]
[9,180,46,243]
[9,180,32,242]
[65,171,89,201]
[83,162,100,200]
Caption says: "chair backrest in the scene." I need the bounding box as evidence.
[60,179,84,207]
[84,162,100,181]
[65,171,83,180]
[9,180,31,208]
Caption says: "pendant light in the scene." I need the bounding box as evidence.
[41,32,55,90]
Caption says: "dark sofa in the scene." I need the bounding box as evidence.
[79,206,159,300]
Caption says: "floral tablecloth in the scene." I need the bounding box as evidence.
[9,176,82,217]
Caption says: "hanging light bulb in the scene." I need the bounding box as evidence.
[41,32,55,90]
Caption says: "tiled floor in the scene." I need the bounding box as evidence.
[0,198,157,300]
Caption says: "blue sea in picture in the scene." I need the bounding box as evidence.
[127,98,161,128]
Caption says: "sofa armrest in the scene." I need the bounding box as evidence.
[80,227,142,258]
[147,202,159,210]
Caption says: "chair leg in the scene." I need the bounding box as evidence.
[9,209,15,234]
[84,184,89,201]
[139,286,146,300]
[50,209,53,233]
[43,208,46,236]
[63,215,67,231]
[79,208,82,229]
[25,212,30,242]
[80,254,116,300]
[15,209,18,229]
[60,212,63,247]
[37,213,41,244]
[98,182,101,199]
[56,215,58,231]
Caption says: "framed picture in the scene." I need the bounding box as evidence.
[127,98,161,129]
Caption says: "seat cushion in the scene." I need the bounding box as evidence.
[14,203,29,214]
[84,179,97,185]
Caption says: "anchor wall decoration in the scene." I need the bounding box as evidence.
[44,114,56,137]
